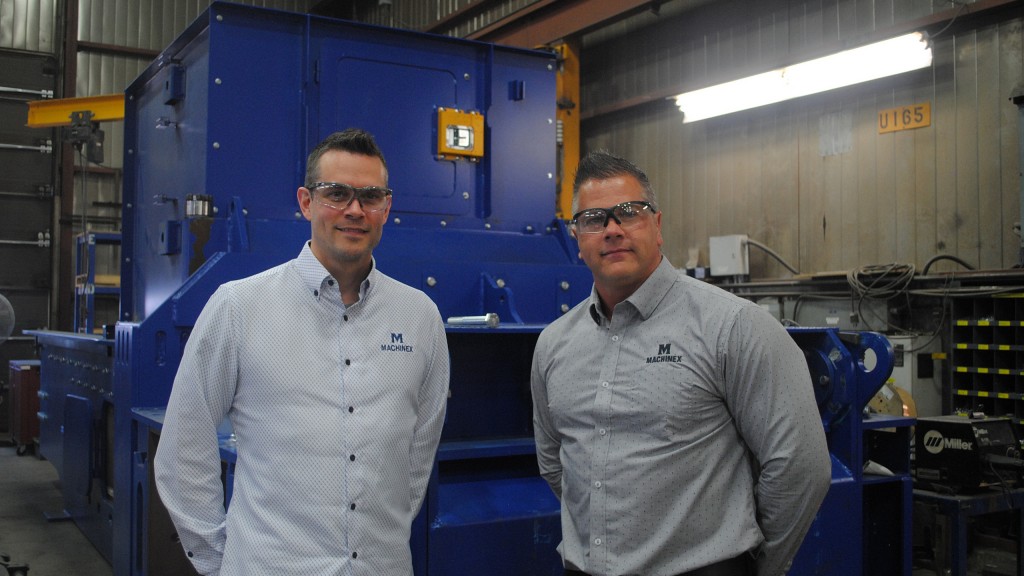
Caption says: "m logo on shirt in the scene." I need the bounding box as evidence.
[382,333,413,352]
[647,342,682,364]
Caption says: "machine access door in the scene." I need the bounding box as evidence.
[312,30,476,218]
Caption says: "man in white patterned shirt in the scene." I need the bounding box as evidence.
[531,151,830,576]
[155,129,450,576]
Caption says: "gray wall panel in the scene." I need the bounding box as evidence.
[0,0,57,52]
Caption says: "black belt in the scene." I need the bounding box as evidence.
[564,551,754,576]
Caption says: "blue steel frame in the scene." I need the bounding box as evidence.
[788,328,914,576]
[73,232,121,334]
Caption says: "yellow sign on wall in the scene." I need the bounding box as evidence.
[878,102,931,133]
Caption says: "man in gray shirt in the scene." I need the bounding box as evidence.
[531,151,830,576]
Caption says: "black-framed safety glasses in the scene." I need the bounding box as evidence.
[571,201,657,234]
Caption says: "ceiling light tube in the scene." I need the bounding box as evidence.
[674,31,932,123]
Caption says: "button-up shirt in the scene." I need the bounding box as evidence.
[531,257,830,576]
[155,243,449,576]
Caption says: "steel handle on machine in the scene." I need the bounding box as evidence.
[447,313,500,328]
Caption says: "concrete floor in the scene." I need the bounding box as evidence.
[0,442,112,576]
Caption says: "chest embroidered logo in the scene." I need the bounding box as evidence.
[381,332,414,352]
[646,342,682,364]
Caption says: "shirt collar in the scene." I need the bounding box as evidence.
[295,241,376,304]
[588,255,677,324]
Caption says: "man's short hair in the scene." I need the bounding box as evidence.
[305,128,388,187]
[571,151,658,214]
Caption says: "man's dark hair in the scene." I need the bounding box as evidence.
[305,128,388,187]
[571,151,657,213]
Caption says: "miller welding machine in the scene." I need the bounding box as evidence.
[914,415,1024,492]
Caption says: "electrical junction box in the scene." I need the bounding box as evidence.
[709,234,749,276]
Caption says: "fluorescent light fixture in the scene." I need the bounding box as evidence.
[674,32,932,123]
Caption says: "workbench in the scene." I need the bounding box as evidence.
[913,485,1024,575]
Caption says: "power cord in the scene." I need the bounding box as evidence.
[921,253,975,275]
[744,238,800,275]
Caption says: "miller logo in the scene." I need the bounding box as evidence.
[922,429,973,454]
[646,342,682,364]
[381,332,414,353]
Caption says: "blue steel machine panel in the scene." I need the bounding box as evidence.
[26,330,115,564]
[312,28,558,230]
[122,9,309,322]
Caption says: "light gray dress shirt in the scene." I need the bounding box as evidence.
[531,257,830,576]
[155,243,449,576]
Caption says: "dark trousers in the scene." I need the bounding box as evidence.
[564,551,755,576]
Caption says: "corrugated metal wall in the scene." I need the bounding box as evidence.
[0,0,57,52]
[581,0,1024,278]
[358,0,538,37]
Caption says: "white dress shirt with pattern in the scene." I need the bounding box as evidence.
[155,242,450,576]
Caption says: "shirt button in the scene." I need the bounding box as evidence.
[328,279,335,286]
[313,290,319,297]
[599,428,607,435]
[350,503,356,510]
[343,315,349,321]
[350,454,356,461]
[352,552,358,559]
[601,381,609,388]
[611,335,619,341]
[348,406,354,413]
[187,551,194,558]
[594,481,601,488]
[594,538,602,546]
[345,359,351,366]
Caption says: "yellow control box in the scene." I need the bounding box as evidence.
[437,107,484,160]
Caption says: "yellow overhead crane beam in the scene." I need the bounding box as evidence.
[26,94,125,128]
